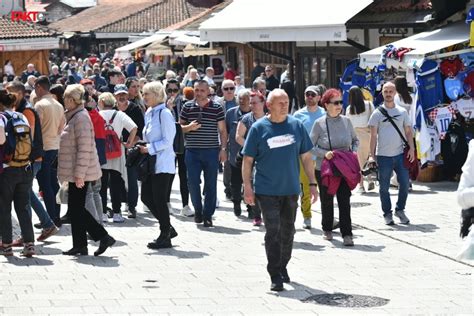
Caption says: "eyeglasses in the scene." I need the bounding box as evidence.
[166,88,179,93]
[305,92,317,98]
[330,100,343,105]
[208,93,216,97]
[223,87,235,91]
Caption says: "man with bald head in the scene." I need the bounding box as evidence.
[21,63,41,83]
[368,82,414,226]
[242,89,318,292]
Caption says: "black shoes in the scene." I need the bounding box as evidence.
[94,235,116,256]
[34,223,42,229]
[270,275,284,291]
[62,246,88,256]
[203,219,213,227]
[127,208,137,219]
[233,204,242,217]
[60,215,71,224]
[194,214,203,223]
[281,268,290,283]
[147,238,172,249]
[169,226,178,239]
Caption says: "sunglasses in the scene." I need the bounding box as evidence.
[223,87,235,91]
[330,100,343,105]
[305,92,317,98]
[166,88,179,93]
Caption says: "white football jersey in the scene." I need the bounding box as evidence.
[434,107,453,137]
[454,98,474,119]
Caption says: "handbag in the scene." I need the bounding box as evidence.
[378,107,419,180]
[137,153,156,182]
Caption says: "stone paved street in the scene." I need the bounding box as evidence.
[0,176,473,315]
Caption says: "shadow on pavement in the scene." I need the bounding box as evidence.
[145,247,208,259]
[292,241,325,252]
[271,281,326,300]
[381,223,439,233]
[329,240,386,252]
[73,255,119,267]
[196,225,251,235]
[5,256,54,266]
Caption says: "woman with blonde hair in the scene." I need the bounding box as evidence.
[59,84,115,256]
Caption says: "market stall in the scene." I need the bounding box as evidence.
[342,21,474,182]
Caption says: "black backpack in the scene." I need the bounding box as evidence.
[22,107,44,161]
[158,108,185,154]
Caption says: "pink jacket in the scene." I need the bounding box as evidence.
[321,150,361,196]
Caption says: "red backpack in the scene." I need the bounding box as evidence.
[104,111,122,160]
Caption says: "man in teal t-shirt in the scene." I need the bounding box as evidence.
[242,89,318,292]
[293,85,325,229]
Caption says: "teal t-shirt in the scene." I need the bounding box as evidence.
[293,106,325,160]
[242,115,314,196]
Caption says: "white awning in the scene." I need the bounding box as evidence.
[0,38,60,51]
[359,22,470,69]
[115,33,168,54]
[183,44,222,57]
[199,0,372,42]
[171,34,208,46]
[145,42,174,56]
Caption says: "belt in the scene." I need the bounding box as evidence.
[5,164,32,171]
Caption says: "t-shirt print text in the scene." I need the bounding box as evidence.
[267,134,295,149]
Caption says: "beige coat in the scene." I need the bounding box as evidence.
[58,105,102,183]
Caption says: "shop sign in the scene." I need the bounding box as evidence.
[378,28,409,36]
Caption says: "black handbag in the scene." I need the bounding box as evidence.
[137,154,156,182]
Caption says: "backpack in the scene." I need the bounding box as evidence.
[0,111,32,167]
[104,111,122,160]
[23,107,44,161]
[159,108,185,154]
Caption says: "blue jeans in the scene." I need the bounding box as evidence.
[127,165,139,211]
[377,154,409,215]
[28,161,55,229]
[36,150,61,222]
[185,148,219,220]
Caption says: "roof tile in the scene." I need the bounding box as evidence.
[0,16,57,40]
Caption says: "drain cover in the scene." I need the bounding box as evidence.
[303,293,389,308]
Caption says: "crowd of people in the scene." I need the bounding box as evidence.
[0,54,471,291]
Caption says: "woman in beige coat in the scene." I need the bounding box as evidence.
[58,84,115,256]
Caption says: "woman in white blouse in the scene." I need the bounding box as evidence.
[346,86,375,193]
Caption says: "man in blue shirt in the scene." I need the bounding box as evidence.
[293,86,325,229]
[242,89,318,292]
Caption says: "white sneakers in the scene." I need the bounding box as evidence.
[180,205,195,217]
[113,213,125,223]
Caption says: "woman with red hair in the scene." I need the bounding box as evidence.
[310,88,359,246]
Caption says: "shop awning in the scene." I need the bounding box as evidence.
[359,22,470,69]
[145,42,175,56]
[183,44,222,57]
[115,33,168,55]
[0,38,60,51]
[199,0,372,42]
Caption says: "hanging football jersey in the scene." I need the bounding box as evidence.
[434,107,454,138]
[444,77,464,101]
[454,98,474,119]
[416,60,444,112]
[440,58,464,77]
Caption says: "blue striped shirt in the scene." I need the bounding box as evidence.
[143,103,176,174]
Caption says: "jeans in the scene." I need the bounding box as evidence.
[85,181,103,223]
[256,194,298,278]
[69,182,108,248]
[29,161,55,229]
[100,169,124,214]
[377,154,409,215]
[167,152,189,207]
[0,166,34,244]
[36,150,61,222]
[315,170,352,237]
[126,165,139,211]
[185,148,219,220]
[142,173,173,234]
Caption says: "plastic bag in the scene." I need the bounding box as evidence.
[456,228,474,261]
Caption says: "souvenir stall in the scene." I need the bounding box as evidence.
[348,21,474,182]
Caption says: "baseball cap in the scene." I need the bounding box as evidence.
[304,85,319,95]
[114,84,128,95]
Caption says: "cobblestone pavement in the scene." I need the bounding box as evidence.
[0,176,473,315]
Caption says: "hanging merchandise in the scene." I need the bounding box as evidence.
[440,57,464,77]
[463,69,474,97]
[459,52,474,67]
[418,125,441,165]
[444,76,464,101]
[467,7,474,47]
[416,60,444,112]
[429,105,456,138]
[339,59,367,108]
[441,120,469,180]
[454,97,474,119]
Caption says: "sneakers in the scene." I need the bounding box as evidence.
[343,235,354,247]
[253,216,263,226]
[303,218,311,229]
[102,215,109,223]
[112,213,125,223]
[37,225,59,242]
[20,242,35,258]
[180,205,194,217]
[384,213,395,225]
[270,275,284,292]
[323,231,333,241]
[395,210,410,224]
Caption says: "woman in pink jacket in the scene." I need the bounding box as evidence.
[58,84,115,256]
